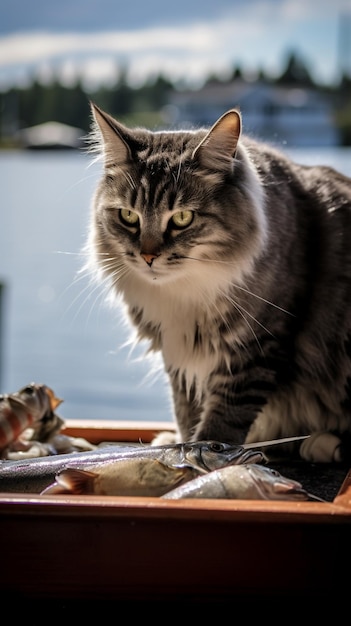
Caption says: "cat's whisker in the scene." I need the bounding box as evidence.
[114,165,136,190]
[125,171,137,190]
[61,257,128,321]
[74,262,132,322]
[55,250,92,257]
[55,267,94,305]
[62,275,109,323]
[227,295,275,343]
[78,285,110,326]
[175,151,183,184]
[183,255,293,317]
[213,287,266,354]
[230,282,294,317]
[182,274,238,346]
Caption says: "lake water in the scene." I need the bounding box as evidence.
[0,146,350,423]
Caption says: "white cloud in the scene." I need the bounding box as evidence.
[0,2,348,89]
[0,23,239,88]
[0,26,218,65]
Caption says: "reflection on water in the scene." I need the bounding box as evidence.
[0,147,350,422]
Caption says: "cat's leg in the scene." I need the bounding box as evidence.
[151,431,179,446]
[190,385,254,444]
[189,373,269,445]
[251,394,349,463]
[151,373,202,445]
[299,432,343,463]
[191,416,249,446]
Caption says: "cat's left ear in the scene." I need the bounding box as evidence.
[90,101,132,166]
[192,109,241,171]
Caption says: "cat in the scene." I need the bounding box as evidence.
[85,101,351,463]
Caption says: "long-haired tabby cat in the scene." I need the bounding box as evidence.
[86,101,351,463]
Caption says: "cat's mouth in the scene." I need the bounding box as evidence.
[137,260,180,285]
[137,260,164,281]
[138,254,172,278]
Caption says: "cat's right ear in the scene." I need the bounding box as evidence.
[90,101,132,166]
[192,109,242,172]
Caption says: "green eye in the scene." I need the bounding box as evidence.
[171,210,194,229]
[120,209,139,226]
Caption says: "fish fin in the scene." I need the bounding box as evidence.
[51,468,97,494]
[153,459,199,477]
[238,450,268,465]
[173,461,207,475]
[41,482,72,495]
[45,386,64,411]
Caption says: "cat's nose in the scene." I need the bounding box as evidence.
[140,252,159,267]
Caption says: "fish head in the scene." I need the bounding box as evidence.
[247,465,309,501]
[183,440,266,472]
[11,383,63,423]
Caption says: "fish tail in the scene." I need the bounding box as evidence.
[44,386,63,411]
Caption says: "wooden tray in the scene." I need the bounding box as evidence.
[1,420,351,605]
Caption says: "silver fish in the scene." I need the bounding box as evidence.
[0,440,263,494]
[41,458,199,496]
[161,464,324,501]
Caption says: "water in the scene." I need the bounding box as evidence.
[0,146,350,423]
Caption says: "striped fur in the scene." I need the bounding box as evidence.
[86,103,351,463]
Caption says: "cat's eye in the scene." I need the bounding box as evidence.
[170,210,194,229]
[120,209,139,227]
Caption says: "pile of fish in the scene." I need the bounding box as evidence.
[0,438,263,494]
[0,436,324,501]
[0,382,96,460]
[0,382,323,501]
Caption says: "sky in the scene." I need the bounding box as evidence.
[1,0,351,91]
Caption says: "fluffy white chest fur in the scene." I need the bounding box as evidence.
[122,269,227,390]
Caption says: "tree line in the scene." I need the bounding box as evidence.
[1,52,351,145]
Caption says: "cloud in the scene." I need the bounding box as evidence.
[0,1,348,89]
[0,26,219,65]
[0,20,263,89]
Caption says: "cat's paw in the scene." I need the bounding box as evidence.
[299,432,343,463]
[151,431,179,446]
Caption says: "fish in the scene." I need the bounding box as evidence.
[161,463,325,501]
[0,383,63,455]
[41,457,199,496]
[5,433,97,461]
[0,440,263,494]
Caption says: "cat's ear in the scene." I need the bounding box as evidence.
[192,109,241,171]
[90,101,132,166]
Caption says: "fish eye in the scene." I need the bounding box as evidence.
[208,442,225,452]
[170,210,194,229]
[19,385,35,395]
[119,208,139,227]
[260,467,280,477]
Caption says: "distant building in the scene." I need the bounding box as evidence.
[17,121,85,150]
[168,80,340,147]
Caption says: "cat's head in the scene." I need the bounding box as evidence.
[86,103,266,299]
